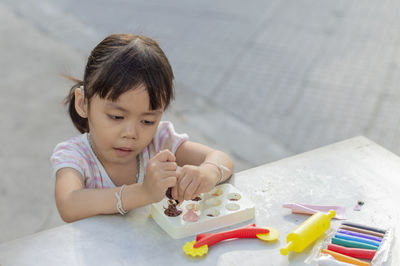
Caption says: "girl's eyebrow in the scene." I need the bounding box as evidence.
[106,102,162,115]
[105,102,128,112]
[142,110,163,115]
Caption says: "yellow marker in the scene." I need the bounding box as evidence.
[280,210,336,255]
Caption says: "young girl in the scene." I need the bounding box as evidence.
[51,34,234,223]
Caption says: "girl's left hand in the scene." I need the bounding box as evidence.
[171,164,219,202]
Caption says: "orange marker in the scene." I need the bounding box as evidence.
[321,249,370,266]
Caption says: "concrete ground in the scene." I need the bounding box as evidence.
[1,0,400,243]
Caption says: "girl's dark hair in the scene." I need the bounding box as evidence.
[64,34,174,133]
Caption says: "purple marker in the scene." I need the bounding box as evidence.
[337,229,382,242]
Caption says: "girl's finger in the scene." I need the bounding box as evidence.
[171,185,178,200]
[160,162,178,171]
[170,170,183,200]
[191,185,204,199]
[184,179,201,201]
[162,170,179,179]
[162,176,177,189]
[177,174,191,202]
[154,149,176,162]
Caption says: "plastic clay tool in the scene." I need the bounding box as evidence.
[320,249,370,266]
[336,229,382,242]
[327,244,376,260]
[334,233,380,247]
[280,210,336,255]
[339,225,385,238]
[331,237,378,250]
[151,183,255,239]
[182,223,280,257]
[283,203,346,219]
[341,222,386,234]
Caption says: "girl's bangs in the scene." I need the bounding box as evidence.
[90,48,172,110]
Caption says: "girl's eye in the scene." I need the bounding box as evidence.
[108,115,124,120]
[141,120,155,125]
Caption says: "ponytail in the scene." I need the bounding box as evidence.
[62,75,89,133]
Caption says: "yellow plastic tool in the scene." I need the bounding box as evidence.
[183,240,209,257]
[280,210,336,255]
[183,224,280,257]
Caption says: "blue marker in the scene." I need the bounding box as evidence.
[335,232,380,247]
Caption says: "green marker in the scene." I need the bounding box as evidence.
[332,237,378,250]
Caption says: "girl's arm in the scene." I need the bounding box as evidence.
[55,168,152,222]
[176,141,234,182]
[55,150,177,222]
[173,141,234,201]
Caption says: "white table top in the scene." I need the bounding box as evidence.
[1,136,399,265]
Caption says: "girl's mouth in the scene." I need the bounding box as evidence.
[113,147,133,156]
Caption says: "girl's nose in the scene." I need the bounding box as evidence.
[122,123,138,139]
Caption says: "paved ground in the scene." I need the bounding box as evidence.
[1,0,400,243]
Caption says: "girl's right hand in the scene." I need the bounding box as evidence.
[143,149,178,202]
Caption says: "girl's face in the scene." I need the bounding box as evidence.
[86,84,163,166]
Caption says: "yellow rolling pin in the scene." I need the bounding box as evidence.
[280,210,336,255]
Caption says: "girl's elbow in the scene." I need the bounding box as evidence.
[61,214,77,223]
[58,208,78,223]
[56,201,79,223]
[61,216,72,223]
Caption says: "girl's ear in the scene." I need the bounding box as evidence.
[74,87,88,118]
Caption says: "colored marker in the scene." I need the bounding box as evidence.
[341,222,386,234]
[332,237,378,250]
[335,233,380,247]
[337,229,382,242]
[328,243,376,260]
[339,225,385,238]
[321,249,370,266]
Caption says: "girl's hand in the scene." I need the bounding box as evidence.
[171,164,220,202]
[143,149,178,203]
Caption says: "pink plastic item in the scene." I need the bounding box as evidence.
[283,203,346,220]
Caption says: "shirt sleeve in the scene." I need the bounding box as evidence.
[154,121,189,154]
[50,142,86,180]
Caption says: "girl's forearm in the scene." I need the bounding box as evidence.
[60,183,152,222]
[202,150,234,183]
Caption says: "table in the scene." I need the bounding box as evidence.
[1,136,399,265]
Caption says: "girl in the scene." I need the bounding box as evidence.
[51,34,234,223]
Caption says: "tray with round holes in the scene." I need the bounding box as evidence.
[151,183,255,239]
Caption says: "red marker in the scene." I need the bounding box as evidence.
[328,243,376,260]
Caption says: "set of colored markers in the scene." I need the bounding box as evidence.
[319,221,388,266]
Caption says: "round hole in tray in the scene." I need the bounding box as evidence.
[205,198,222,207]
[227,192,241,201]
[186,203,200,211]
[225,203,240,211]
[204,208,220,217]
[210,187,224,197]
